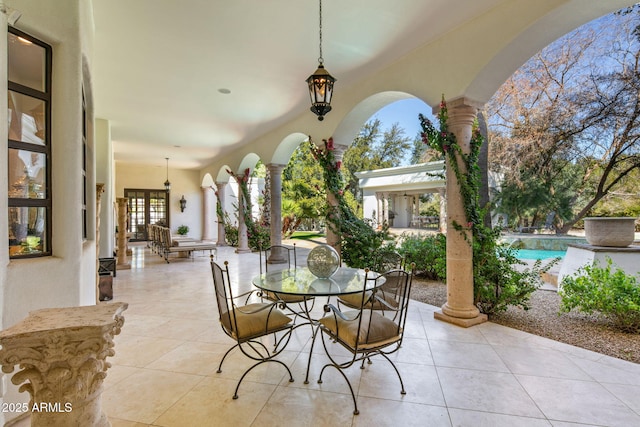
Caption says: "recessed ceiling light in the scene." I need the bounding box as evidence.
[218,88,231,94]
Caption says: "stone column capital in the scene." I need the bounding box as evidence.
[331,143,348,161]
[432,96,483,115]
[0,303,128,427]
[433,97,483,132]
[266,163,286,173]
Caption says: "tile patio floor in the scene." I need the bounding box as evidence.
[22,242,640,426]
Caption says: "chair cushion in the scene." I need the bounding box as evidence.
[319,310,401,350]
[265,291,308,304]
[339,290,399,310]
[370,290,400,310]
[224,303,292,340]
[338,291,373,308]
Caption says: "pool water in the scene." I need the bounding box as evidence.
[514,249,566,260]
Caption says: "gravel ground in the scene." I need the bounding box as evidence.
[410,278,640,364]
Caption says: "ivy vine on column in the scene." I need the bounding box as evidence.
[227,168,269,250]
[419,95,555,314]
[307,137,392,269]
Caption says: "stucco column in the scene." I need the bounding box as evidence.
[95,119,114,258]
[326,142,348,253]
[115,198,130,270]
[438,188,447,233]
[202,185,215,241]
[389,194,396,227]
[267,163,286,263]
[375,192,383,226]
[382,192,389,224]
[235,177,251,254]
[215,182,227,246]
[434,97,487,327]
[96,183,105,303]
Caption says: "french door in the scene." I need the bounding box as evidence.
[124,189,169,241]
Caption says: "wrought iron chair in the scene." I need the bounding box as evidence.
[316,267,414,415]
[259,244,316,318]
[259,244,297,274]
[374,250,405,272]
[210,258,296,399]
[337,251,406,318]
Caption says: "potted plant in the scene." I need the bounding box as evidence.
[177,225,189,236]
[583,217,637,247]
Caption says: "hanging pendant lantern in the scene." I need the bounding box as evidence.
[306,0,336,121]
[164,157,171,192]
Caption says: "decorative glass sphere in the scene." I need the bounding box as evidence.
[307,244,340,278]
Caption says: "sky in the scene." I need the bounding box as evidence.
[365,97,437,165]
[370,98,434,139]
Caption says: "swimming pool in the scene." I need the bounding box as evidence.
[514,249,566,260]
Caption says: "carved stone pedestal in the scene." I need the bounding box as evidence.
[0,303,128,427]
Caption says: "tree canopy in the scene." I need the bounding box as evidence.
[281,118,413,234]
[486,8,640,232]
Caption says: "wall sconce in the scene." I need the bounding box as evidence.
[179,195,187,212]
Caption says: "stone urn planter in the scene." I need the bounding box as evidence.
[584,217,637,247]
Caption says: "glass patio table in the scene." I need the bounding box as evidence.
[251,266,383,299]
[251,266,385,383]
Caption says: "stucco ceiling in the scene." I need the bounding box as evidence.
[91,0,632,171]
[92,0,508,169]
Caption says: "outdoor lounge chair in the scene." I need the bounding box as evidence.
[160,227,216,263]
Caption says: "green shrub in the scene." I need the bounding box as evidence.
[395,229,556,314]
[472,224,560,315]
[223,212,238,247]
[559,259,640,333]
[397,233,446,280]
[369,242,403,272]
[340,218,389,269]
[475,241,555,315]
[247,222,270,251]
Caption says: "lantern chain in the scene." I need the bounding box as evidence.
[318,0,324,65]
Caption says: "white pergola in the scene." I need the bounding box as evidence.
[356,161,446,230]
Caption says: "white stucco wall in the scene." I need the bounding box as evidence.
[1,0,96,422]
[116,163,204,239]
[358,162,446,228]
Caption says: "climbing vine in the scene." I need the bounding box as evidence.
[227,168,270,250]
[308,137,390,268]
[419,95,554,314]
